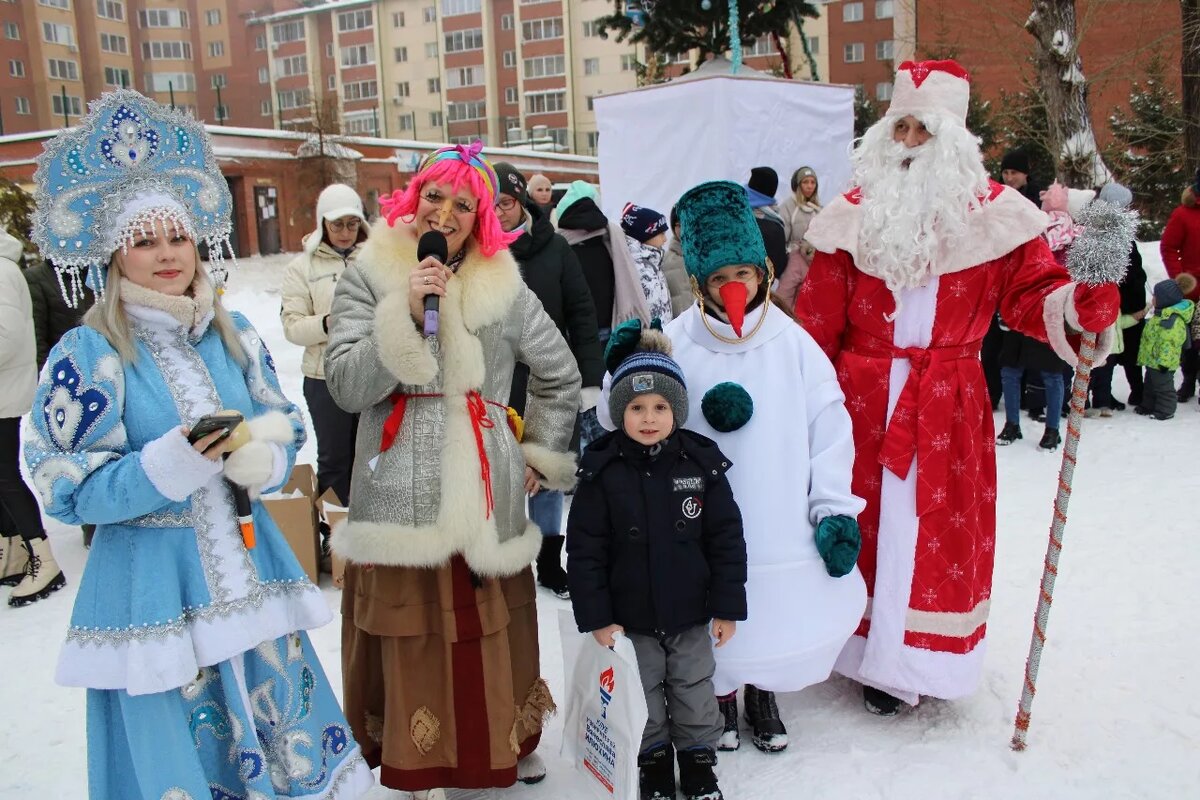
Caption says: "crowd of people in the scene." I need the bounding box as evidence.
[0,58,1195,800]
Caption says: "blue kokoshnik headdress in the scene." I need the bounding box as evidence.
[31,89,233,306]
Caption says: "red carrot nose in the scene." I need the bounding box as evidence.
[719,281,749,336]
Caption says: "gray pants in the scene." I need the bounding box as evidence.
[628,625,722,754]
[1140,367,1178,417]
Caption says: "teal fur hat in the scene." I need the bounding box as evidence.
[676,180,767,284]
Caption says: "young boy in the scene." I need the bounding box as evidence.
[567,330,747,800]
[1137,277,1196,420]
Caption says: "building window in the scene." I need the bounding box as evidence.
[15,97,30,115]
[525,90,565,114]
[444,28,483,53]
[9,60,24,78]
[746,36,773,57]
[524,54,565,79]
[276,55,307,76]
[583,57,600,75]
[397,114,414,131]
[258,66,269,83]
[145,72,196,92]
[449,134,485,146]
[208,41,225,58]
[213,104,228,121]
[39,0,70,8]
[51,94,83,117]
[271,21,304,44]
[875,81,893,101]
[393,11,405,27]
[425,42,438,58]
[100,32,128,54]
[394,46,408,62]
[586,131,599,153]
[440,0,481,16]
[447,100,485,121]
[98,1,124,21]
[620,54,637,71]
[337,9,373,32]
[42,22,74,46]
[48,59,79,81]
[139,8,188,28]
[875,40,894,60]
[844,43,864,63]
[255,34,267,50]
[328,74,336,90]
[430,110,443,127]
[446,66,484,88]
[395,81,411,97]
[341,44,376,67]
[582,20,600,37]
[260,99,272,115]
[503,50,516,68]
[211,73,226,88]
[345,79,379,100]
[104,66,131,87]
[343,112,378,136]
[276,88,311,110]
[520,0,557,4]
[326,43,333,59]
[586,95,594,110]
[807,36,820,55]
[504,86,517,104]
[501,14,513,31]
[142,41,192,60]
[4,22,19,40]
[204,9,221,26]
[423,6,436,23]
[875,0,894,19]
[428,77,441,93]
[843,2,864,22]
[522,17,563,42]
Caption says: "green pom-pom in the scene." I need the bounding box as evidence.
[603,317,665,374]
[701,382,754,432]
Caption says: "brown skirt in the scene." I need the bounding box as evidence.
[341,555,554,791]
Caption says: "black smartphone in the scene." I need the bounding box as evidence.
[186,411,244,445]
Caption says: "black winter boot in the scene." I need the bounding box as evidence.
[996,422,1022,445]
[1038,428,1062,452]
[742,685,788,752]
[677,747,722,800]
[863,684,904,717]
[536,535,570,599]
[638,742,676,800]
[716,692,739,751]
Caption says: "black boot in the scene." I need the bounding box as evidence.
[742,685,788,753]
[677,747,723,800]
[638,742,676,800]
[716,692,739,751]
[1038,427,1062,451]
[863,685,904,717]
[996,422,1022,445]
[536,535,569,599]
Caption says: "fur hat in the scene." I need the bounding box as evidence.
[620,203,668,243]
[888,60,971,125]
[1000,149,1031,176]
[1176,273,1198,298]
[493,161,528,205]
[607,329,688,431]
[306,183,365,255]
[676,180,767,283]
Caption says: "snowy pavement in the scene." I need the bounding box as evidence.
[1,244,1197,799]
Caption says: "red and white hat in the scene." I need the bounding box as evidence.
[888,59,971,124]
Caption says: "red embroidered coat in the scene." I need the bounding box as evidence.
[795,183,1097,702]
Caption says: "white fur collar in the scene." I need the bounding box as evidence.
[356,220,521,331]
[805,182,1050,278]
[122,277,215,340]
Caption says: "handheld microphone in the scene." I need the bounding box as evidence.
[417,230,449,337]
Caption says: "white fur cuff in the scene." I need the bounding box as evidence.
[246,410,294,444]
[522,442,578,492]
[223,440,276,491]
[141,427,223,502]
[375,290,438,386]
[1043,283,1079,367]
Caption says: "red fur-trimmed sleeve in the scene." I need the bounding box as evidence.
[795,249,853,362]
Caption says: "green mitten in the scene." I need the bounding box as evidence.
[814,515,861,578]
[603,317,663,373]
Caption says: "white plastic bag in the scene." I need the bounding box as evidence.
[560,617,649,800]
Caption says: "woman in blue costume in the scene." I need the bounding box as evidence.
[23,90,375,799]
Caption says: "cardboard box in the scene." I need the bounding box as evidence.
[264,463,320,584]
[320,489,349,589]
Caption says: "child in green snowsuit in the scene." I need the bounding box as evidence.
[1137,278,1196,420]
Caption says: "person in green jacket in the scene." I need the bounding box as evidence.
[1136,277,1196,420]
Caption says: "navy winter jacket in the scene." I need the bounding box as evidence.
[566,429,747,637]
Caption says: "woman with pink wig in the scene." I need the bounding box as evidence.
[324,142,581,797]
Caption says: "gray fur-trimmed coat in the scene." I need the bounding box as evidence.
[324,222,581,577]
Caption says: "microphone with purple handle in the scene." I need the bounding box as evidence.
[418,230,448,337]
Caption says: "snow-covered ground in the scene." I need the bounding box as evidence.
[2,243,1197,799]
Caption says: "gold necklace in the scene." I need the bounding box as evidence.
[690,261,775,345]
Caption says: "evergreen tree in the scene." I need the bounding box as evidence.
[1106,55,1188,238]
[596,1,819,63]
[853,87,879,139]
[991,82,1057,186]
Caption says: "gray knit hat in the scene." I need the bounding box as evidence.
[607,330,688,431]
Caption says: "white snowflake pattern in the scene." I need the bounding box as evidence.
[927,536,941,552]
[982,537,995,553]
[932,380,952,398]
[950,459,966,476]
[952,407,966,423]
[865,474,882,490]
[946,563,965,581]
[849,396,868,413]
[947,280,969,298]
[921,588,940,604]
[982,486,998,503]
[931,486,948,505]
[950,512,968,529]
[932,433,951,451]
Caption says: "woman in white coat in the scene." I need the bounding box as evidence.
[280,183,367,506]
[0,228,64,605]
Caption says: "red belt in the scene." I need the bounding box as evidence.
[843,329,982,516]
[379,391,510,519]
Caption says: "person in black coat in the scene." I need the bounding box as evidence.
[1115,242,1148,406]
[24,256,95,370]
[567,330,745,800]
[494,163,604,599]
[556,193,616,336]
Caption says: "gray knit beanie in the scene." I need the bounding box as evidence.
[607,330,689,431]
